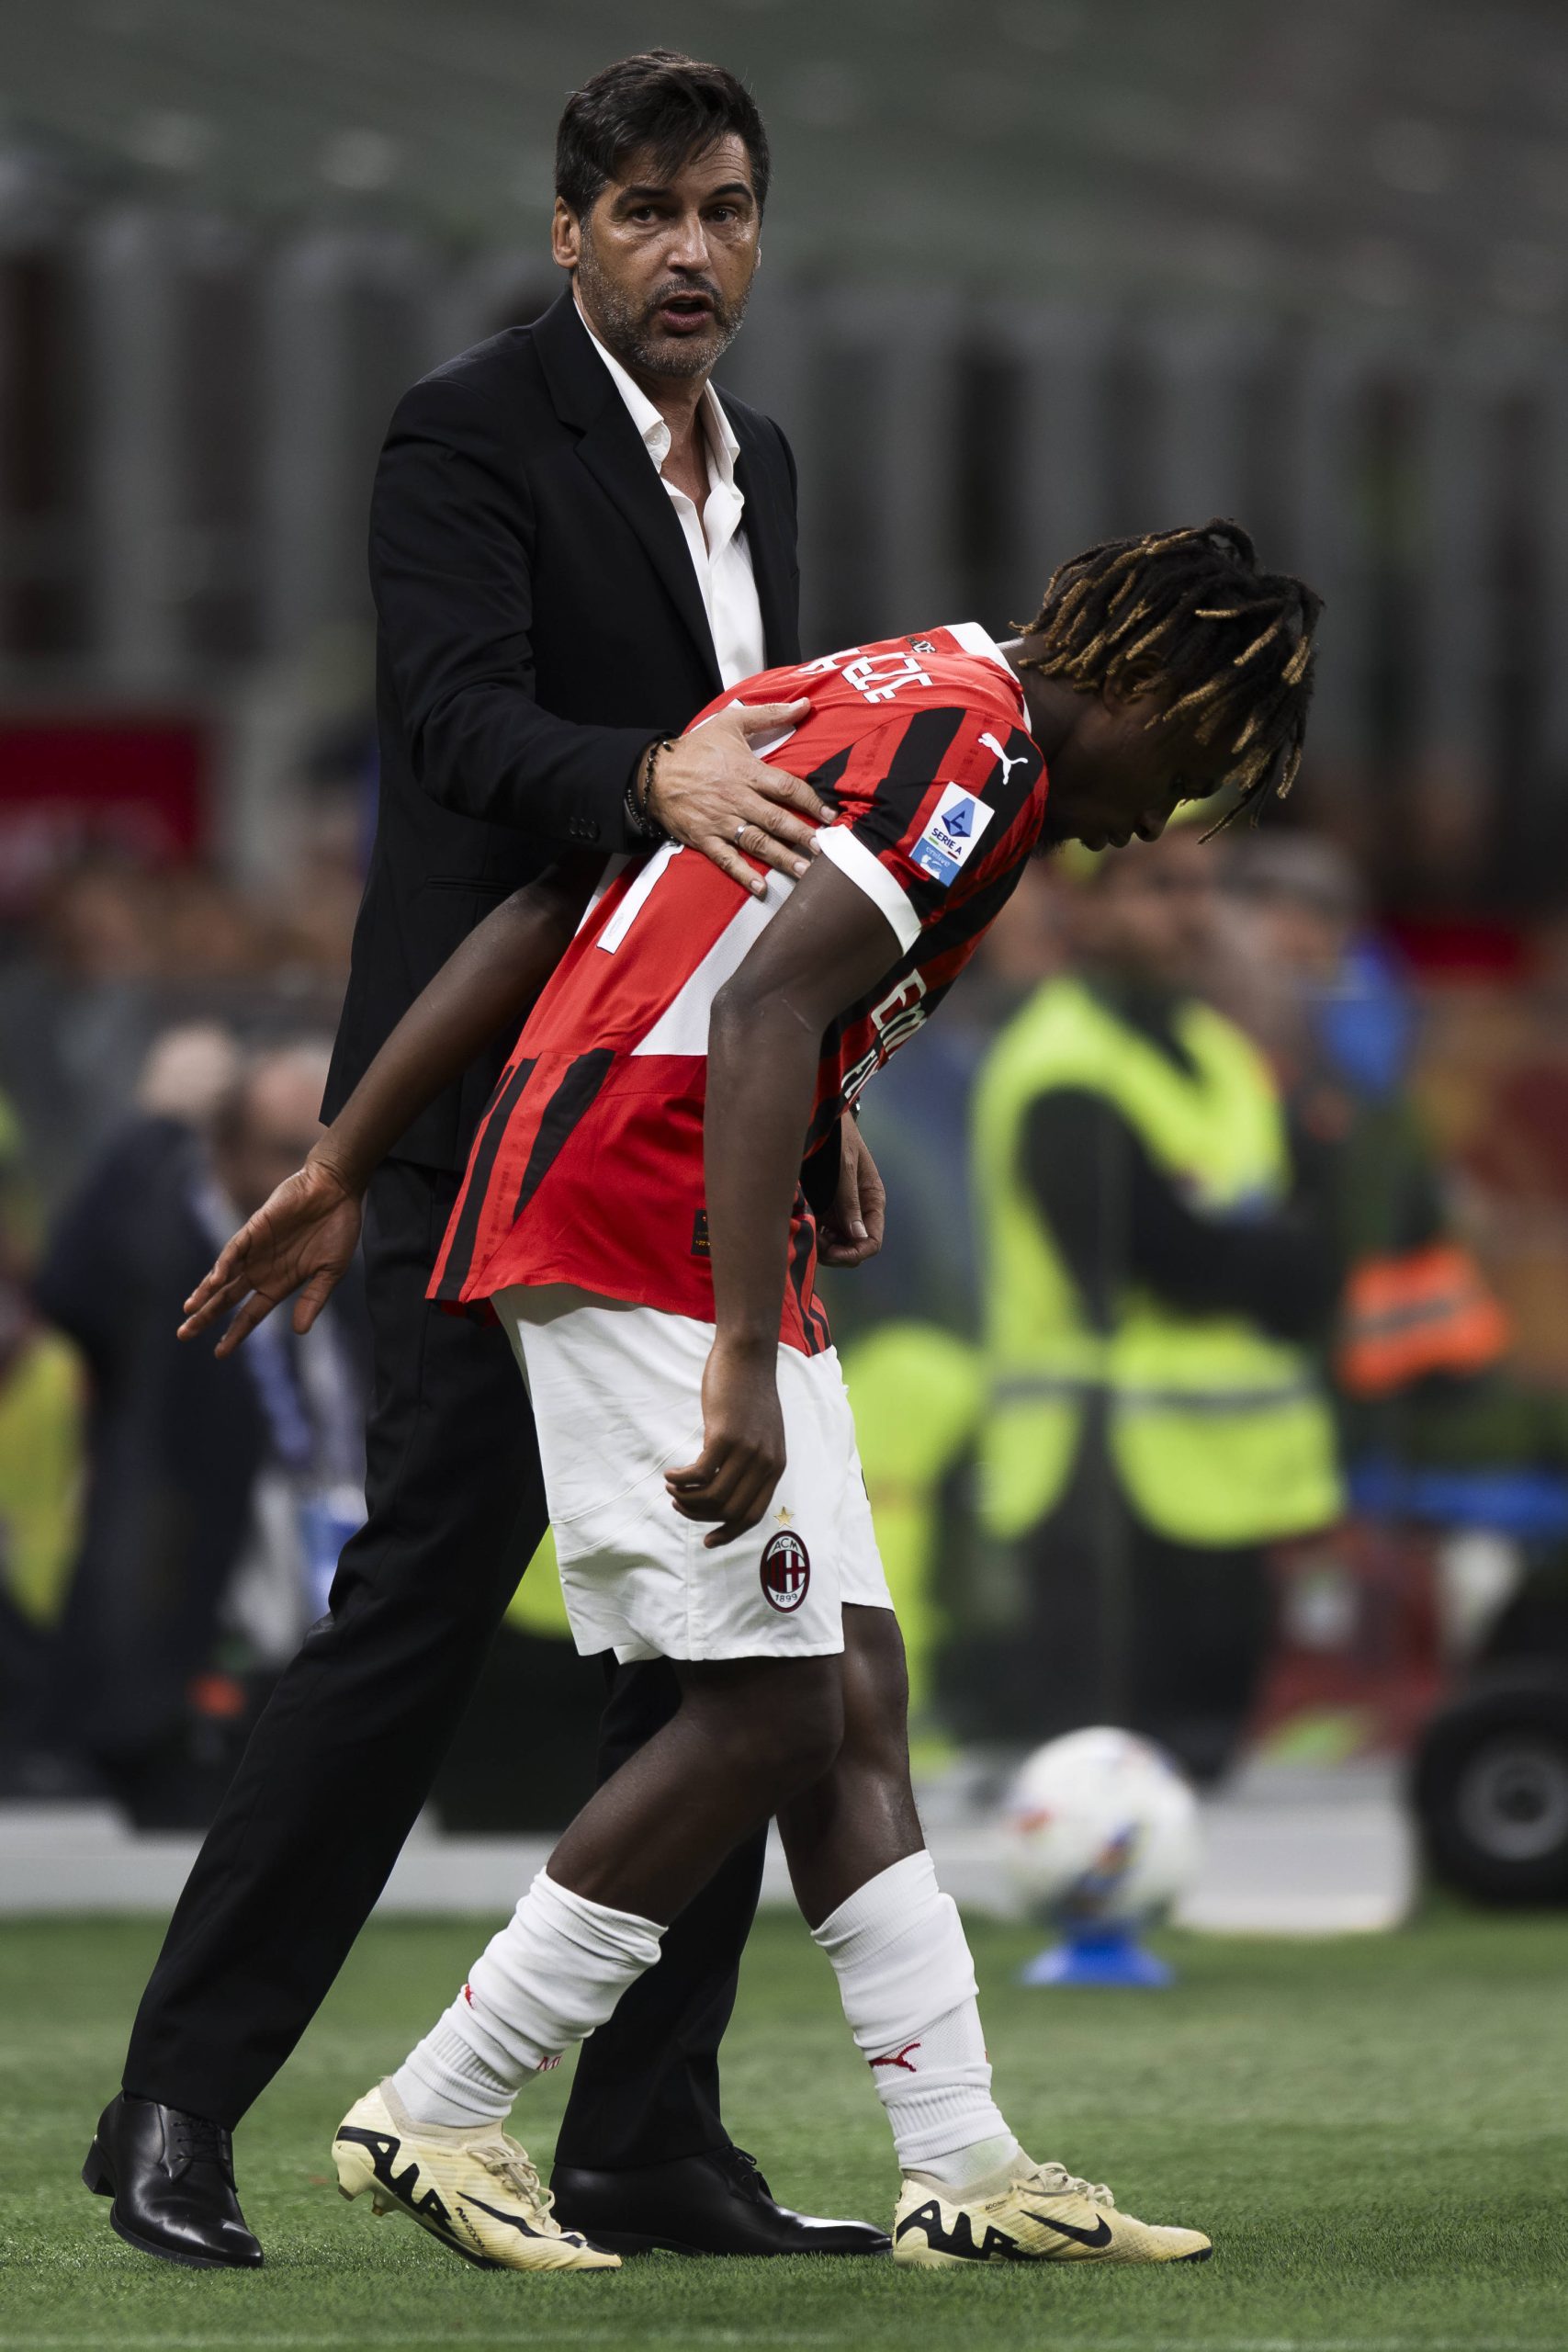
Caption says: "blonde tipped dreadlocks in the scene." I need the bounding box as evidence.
[1018,520,1322,830]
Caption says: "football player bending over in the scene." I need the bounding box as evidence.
[181,522,1318,2274]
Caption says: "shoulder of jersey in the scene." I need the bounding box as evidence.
[896,637,1014,704]
[778,628,1024,734]
[918,629,1021,700]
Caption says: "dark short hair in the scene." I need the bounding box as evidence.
[556,51,771,219]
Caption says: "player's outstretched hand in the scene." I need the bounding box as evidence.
[649,699,824,899]
[818,1113,886,1269]
[666,1334,785,1548]
[178,1153,363,1358]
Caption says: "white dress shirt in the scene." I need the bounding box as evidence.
[577,301,766,691]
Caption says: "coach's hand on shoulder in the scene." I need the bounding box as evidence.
[818,1114,886,1270]
[648,699,823,900]
[665,1334,785,1549]
[177,1151,363,1358]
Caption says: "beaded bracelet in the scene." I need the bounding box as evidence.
[626,738,675,842]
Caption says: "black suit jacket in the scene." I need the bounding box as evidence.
[324,288,802,1170]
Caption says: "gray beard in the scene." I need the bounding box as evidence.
[576,239,747,381]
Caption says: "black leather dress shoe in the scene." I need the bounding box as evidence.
[550,2145,890,2257]
[83,2093,264,2268]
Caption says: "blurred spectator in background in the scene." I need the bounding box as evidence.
[966,825,1345,1781]
[0,1084,85,1762]
[1215,835,1510,1426]
[0,837,361,1210]
[1219,836,1568,1663]
[0,861,167,1206]
[7,1036,368,1824]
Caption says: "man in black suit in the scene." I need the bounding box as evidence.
[86,51,887,2269]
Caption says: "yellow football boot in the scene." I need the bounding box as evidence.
[332,2081,619,2272]
[892,2154,1212,2267]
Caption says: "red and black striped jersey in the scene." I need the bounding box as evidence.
[430,623,1047,1351]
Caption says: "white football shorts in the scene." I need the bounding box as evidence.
[492,1283,892,1666]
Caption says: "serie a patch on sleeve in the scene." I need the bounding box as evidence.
[909,785,995,888]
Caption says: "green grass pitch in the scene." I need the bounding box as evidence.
[2,1902,1565,2352]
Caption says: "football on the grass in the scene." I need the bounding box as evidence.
[1002,1727,1201,1928]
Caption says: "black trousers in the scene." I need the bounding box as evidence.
[123,1157,767,2160]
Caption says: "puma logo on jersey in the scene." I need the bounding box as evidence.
[979,732,1028,787]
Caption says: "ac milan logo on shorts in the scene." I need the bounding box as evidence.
[760,1529,811,1612]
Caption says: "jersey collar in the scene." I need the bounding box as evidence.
[943,620,1016,677]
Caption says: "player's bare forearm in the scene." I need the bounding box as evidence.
[661,1000,818,1546]
[665,861,901,1544]
[179,854,601,1353]
[708,1002,821,1347]
[312,854,602,1193]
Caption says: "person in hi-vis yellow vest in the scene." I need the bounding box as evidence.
[972,827,1344,1781]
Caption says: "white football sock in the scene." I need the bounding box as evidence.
[811,1849,1019,2187]
[392,1869,665,2129]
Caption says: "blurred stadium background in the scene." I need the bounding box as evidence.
[4,0,1568,1928]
